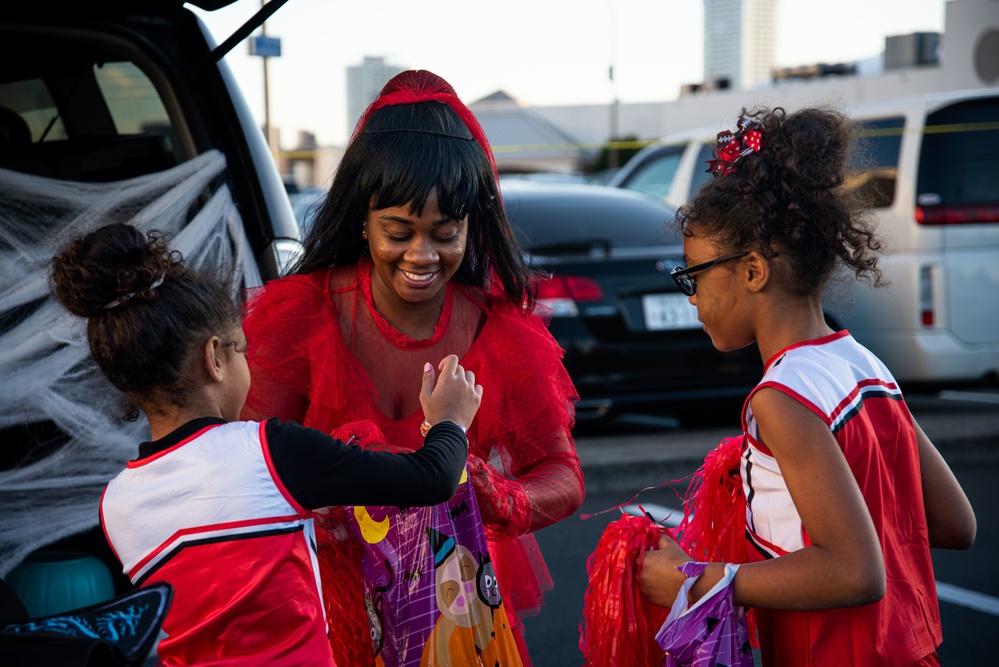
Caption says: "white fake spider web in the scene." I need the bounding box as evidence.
[0,150,261,577]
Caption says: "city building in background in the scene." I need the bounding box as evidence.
[280,0,997,186]
[702,0,777,91]
[281,55,402,189]
[345,56,403,136]
[527,0,995,165]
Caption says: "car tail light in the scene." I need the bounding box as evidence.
[537,275,603,302]
[536,275,603,317]
[916,204,999,225]
[919,265,935,327]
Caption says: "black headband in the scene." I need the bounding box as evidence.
[360,127,476,141]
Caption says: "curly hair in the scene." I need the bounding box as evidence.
[51,222,241,418]
[676,106,885,296]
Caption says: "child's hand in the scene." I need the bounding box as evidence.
[420,354,483,432]
[639,533,694,608]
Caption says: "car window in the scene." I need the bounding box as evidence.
[95,62,175,141]
[917,97,999,208]
[686,142,716,201]
[846,116,904,209]
[503,187,678,254]
[0,78,67,140]
[0,35,182,183]
[618,146,684,200]
[290,187,326,237]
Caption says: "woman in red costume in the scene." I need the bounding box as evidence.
[241,70,584,666]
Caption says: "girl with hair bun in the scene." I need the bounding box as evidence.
[241,70,583,666]
[638,107,976,666]
[50,221,482,667]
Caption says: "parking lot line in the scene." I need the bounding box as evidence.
[623,503,683,527]
[938,390,999,405]
[935,581,999,616]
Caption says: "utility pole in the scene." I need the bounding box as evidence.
[262,6,273,156]
[605,0,620,169]
[249,0,282,159]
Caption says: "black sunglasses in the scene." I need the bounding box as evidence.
[670,252,749,296]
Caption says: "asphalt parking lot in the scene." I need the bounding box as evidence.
[573,388,999,494]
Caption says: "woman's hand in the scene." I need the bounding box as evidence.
[420,354,483,431]
[466,454,531,537]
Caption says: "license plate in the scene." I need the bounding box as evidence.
[641,293,700,330]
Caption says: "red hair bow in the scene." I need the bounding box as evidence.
[707,118,763,177]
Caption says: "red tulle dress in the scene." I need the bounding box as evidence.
[241,258,583,667]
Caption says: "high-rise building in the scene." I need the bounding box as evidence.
[346,56,404,137]
[703,0,777,90]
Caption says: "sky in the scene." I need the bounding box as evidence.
[191,0,949,148]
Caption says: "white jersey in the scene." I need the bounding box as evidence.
[738,331,941,665]
[101,420,318,584]
[741,331,904,558]
[100,419,333,666]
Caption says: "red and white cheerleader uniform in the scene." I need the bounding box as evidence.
[741,330,941,666]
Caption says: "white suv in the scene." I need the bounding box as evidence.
[609,89,999,387]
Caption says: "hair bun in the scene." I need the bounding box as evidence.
[51,223,178,317]
[778,107,850,190]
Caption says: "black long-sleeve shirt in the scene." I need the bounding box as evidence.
[137,417,468,510]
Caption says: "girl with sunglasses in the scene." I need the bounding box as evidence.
[640,107,976,666]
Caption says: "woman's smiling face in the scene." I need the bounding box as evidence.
[365,189,468,316]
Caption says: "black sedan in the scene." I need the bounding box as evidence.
[500,180,763,421]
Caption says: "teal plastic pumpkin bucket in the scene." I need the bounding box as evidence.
[7,550,115,618]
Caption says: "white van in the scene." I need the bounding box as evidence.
[608,89,999,387]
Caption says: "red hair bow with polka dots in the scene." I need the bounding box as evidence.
[707,118,763,177]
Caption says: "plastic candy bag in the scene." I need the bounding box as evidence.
[656,562,753,667]
[349,470,522,667]
[328,420,522,667]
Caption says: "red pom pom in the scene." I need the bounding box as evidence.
[579,513,669,666]
[673,435,759,648]
[674,436,746,563]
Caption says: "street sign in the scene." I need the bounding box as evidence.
[249,35,281,58]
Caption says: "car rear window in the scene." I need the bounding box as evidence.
[917,97,999,208]
[847,116,905,209]
[503,186,678,254]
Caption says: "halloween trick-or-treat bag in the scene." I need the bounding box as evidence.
[656,561,754,667]
[336,421,522,667]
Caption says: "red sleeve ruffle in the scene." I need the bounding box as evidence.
[463,295,584,540]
